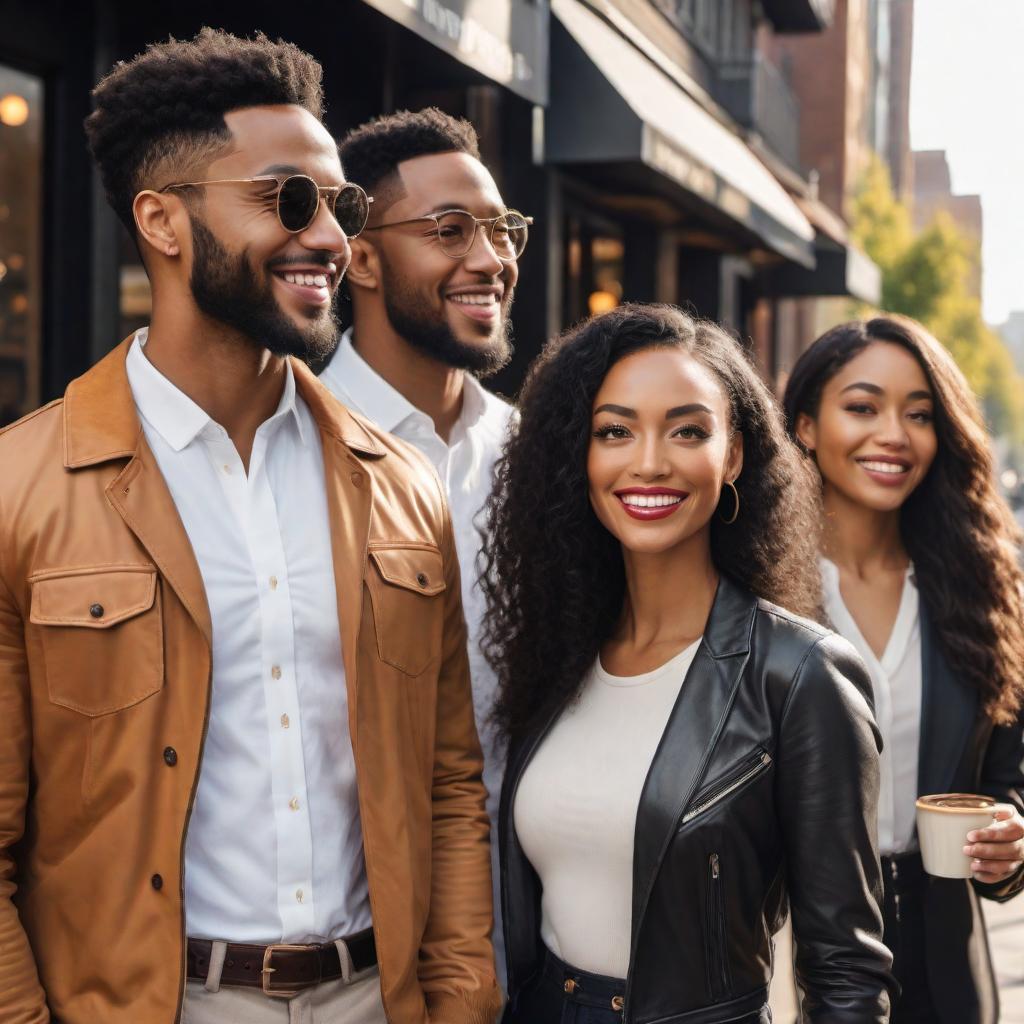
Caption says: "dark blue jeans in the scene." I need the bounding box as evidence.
[504,947,625,1024]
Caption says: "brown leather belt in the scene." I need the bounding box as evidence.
[187,927,377,997]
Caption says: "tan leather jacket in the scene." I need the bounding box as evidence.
[0,340,500,1024]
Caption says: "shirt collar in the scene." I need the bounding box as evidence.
[125,328,308,451]
[321,328,491,438]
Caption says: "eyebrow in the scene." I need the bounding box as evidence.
[258,164,303,176]
[593,403,714,419]
[839,381,933,401]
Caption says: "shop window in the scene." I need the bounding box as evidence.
[563,209,625,326]
[0,65,43,425]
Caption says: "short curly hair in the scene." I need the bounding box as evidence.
[482,303,824,743]
[338,107,480,213]
[84,27,325,233]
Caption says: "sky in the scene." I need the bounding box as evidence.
[909,0,1024,325]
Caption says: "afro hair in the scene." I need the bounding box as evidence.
[84,27,325,233]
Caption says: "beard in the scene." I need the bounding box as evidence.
[188,218,341,363]
[378,252,514,378]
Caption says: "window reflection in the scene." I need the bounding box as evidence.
[0,65,42,425]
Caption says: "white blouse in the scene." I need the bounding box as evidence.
[513,639,701,977]
[820,558,922,856]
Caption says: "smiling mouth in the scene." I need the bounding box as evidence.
[446,290,502,322]
[615,489,688,520]
[856,458,910,476]
[271,266,335,307]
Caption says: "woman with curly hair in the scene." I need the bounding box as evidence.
[482,303,895,1024]
[783,315,1024,1024]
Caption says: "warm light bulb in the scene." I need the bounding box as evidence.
[0,94,30,127]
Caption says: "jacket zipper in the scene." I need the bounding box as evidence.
[706,852,731,1000]
[681,750,772,825]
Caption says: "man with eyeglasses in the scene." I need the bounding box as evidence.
[0,30,499,1024]
[320,108,530,986]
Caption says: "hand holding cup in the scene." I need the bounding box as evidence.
[963,806,1024,884]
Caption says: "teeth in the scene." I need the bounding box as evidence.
[282,272,329,288]
[621,493,683,508]
[449,293,497,306]
[859,460,908,475]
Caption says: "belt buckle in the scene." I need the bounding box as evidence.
[262,943,314,997]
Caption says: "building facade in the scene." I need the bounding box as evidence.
[1,0,885,424]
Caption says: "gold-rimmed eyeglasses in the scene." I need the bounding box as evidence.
[157,174,373,237]
[363,208,533,261]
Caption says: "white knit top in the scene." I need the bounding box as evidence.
[513,639,701,977]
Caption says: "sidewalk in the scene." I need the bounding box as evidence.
[768,897,1024,1021]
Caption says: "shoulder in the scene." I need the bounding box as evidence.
[750,597,874,720]
[0,399,66,487]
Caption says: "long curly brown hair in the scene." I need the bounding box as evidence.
[481,303,823,744]
[783,315,1024,725]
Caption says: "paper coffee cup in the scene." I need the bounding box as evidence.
[915,793,1010,879]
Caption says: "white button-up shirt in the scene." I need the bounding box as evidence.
[320,329,514,966]
[821,557,922,855]
[126,330,368,943]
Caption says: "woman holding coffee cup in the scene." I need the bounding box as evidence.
[484,305,895,1023]
[784,314,1024,1024]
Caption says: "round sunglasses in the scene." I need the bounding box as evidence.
[363,208,532,261]
[158,174,373,237]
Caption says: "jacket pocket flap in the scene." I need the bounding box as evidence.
[369,545,445,595]
[30,567,158,628]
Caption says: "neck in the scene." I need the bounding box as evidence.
[821,483,907,575]
[615,532,719,651]
[351,305,464,443]
[144,294,288,469]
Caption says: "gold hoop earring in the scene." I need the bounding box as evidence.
[720,480,740,524]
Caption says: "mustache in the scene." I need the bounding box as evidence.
[267,252,339,270]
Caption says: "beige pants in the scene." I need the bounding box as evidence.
[181,939,388,1024]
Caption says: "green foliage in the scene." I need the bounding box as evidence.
[850,156,1024,445]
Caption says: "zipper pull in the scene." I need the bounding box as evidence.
[710,852,720,879]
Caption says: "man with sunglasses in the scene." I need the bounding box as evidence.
[0,30,499,1024]
[320,108,530,986]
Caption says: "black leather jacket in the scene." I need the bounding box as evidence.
[500,577,896,1023]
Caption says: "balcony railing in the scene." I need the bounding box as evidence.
[717,52,802,172]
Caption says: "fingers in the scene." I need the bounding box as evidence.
[966,814,1024,845]
[971,860,1022,884]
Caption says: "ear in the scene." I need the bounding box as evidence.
[794,412,817,453]
[726,431,744,483]
[133,190,182,258]
[345,236,380,293]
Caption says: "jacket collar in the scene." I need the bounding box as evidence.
[62,335,386,469]
[630,575,754,944]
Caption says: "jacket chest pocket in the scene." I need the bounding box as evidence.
[29,566,164,717]
[366,544,446,677]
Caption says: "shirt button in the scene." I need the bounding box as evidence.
[151,873,163,891]
[89,603,104,618]
[295,888,304,903]
[222,464,231,474]
[289,797,300,812]
[269,576,278,591]
[281,713,290,729]
[163,746,177,766]
[271,665,282,680]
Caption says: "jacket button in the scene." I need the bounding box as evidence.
[163,747,177,767]
[89,603,104,618]
[416,573,428,588]
[151,873,163,891]
[350,471,363,487]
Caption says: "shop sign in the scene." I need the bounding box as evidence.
[362,0,549,105]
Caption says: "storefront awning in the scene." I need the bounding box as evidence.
[548,0,816,268]
[360,0,549,105]
[768,195,881,303]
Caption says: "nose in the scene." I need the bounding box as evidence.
[298,198,351,270]
[631,431,670,480]
[462,222,506,276]
[874,409,910,448]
